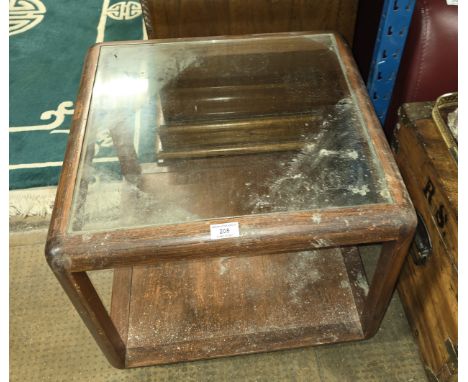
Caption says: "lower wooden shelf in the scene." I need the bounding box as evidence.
[110,246,369,367]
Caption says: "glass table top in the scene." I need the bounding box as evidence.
[69,33,391,233]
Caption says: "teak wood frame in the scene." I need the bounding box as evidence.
[46,33,416,369]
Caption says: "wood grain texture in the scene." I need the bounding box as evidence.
[394,102,458,381]
[155,46,343,158]
[45,267,126,368]
[54,204,407,272]
[45,33,416,368]
[111,247,367,366]
[43,45,127,367]
[158,49,347,124]
[333,35,414,210]
[158,114,323,150]
[156,113,323,160]
[395,104,457,265]
[48,33,415,240]
[139,0,358,45]
[361,237,414,338]
[47,34,416,273]
[46,44,101,237]
[110,268,133,346]
[342,246,369,321]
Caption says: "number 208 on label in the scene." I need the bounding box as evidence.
[210,222,240,240]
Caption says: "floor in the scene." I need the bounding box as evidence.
[10,215,428,382]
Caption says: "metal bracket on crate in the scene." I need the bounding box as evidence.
[367,0,416,124]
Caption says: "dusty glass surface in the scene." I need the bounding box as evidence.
[69,34,392,232]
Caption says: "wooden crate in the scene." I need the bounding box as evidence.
[393,102,458,381]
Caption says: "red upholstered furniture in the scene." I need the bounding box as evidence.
[383,0,458,137]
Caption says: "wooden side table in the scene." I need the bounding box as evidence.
[46,32,416,369]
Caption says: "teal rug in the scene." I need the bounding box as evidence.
[9,0,146,189]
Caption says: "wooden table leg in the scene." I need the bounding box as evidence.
[362,229,415,337]
[46,245,126,368]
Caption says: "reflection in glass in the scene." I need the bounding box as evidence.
[70,34,391,232]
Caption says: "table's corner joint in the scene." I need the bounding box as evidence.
[45,235,72,274]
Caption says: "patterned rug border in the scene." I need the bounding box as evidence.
[9,186,57,218]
